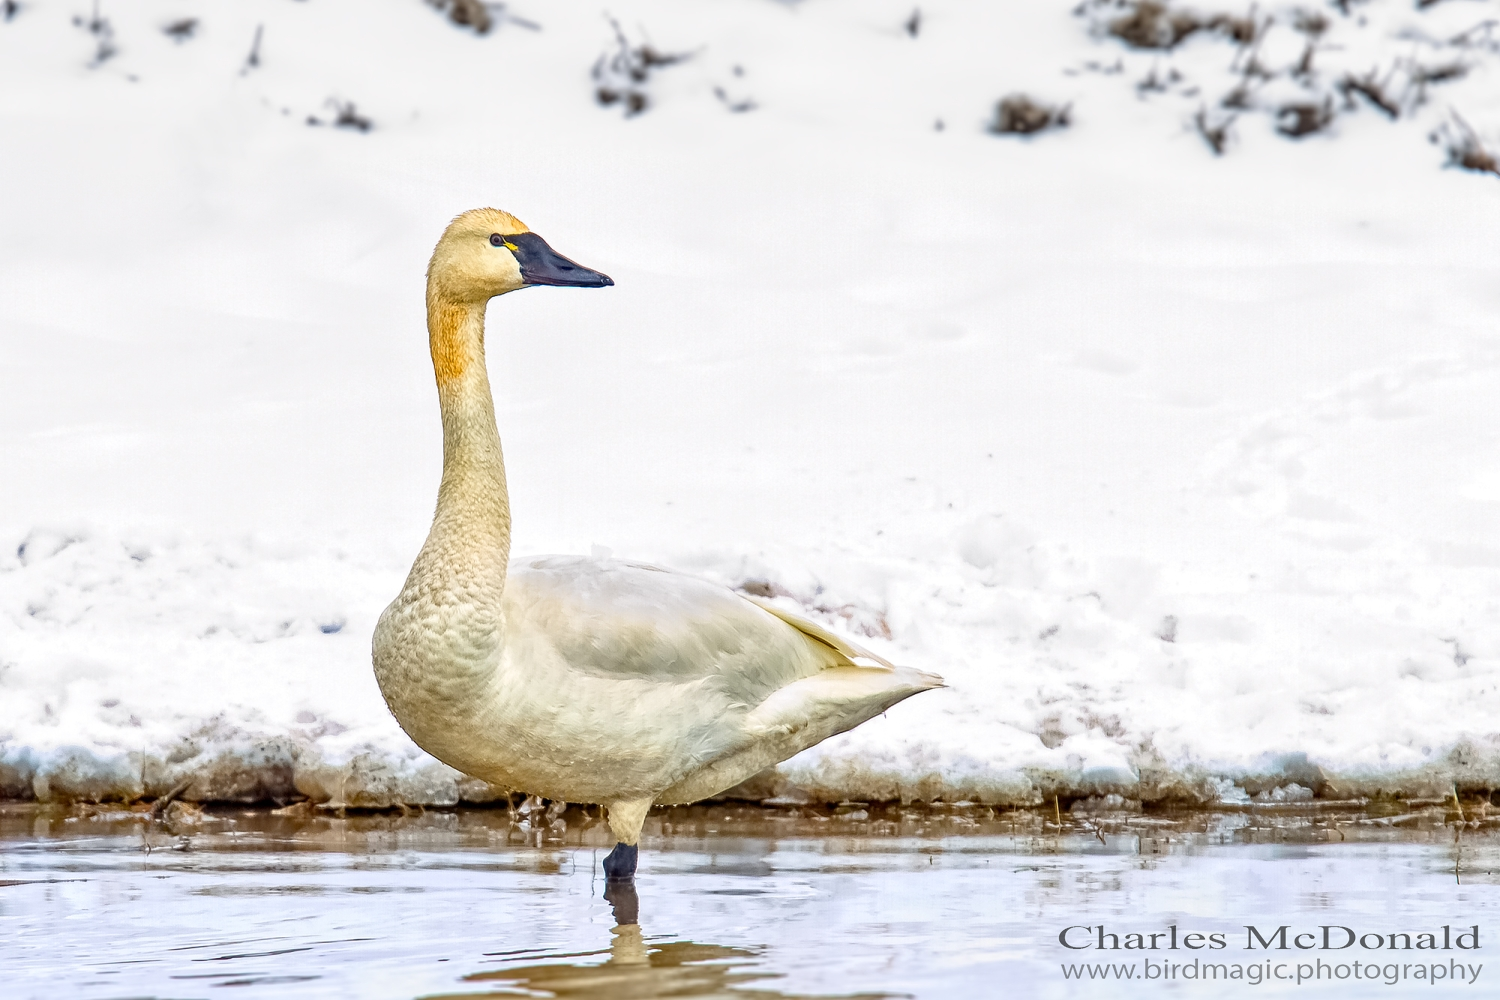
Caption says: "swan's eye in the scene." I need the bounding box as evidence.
[489,234,504,247]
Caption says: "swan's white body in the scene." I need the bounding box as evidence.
[372,209,942,846]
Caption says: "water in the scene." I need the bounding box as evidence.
[3,801,1499,998]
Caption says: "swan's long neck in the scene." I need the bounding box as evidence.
[370,291,511,762]
[418,292,511,618]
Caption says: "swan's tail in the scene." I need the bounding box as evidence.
[742,593,945,681]
[657,593,945,805]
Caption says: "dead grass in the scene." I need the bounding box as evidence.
[1333,57,1464,121]
[425,1,539,35]
[1220,80,1253,109]
[713,86,755,114]
[989,93,1071,135]
[427,0,492,34]
[1435,112,1500,177]
[1104,1,1257,51]
[1292,41,1316,79]
[241,23,262,74]
[307,99,372,133]
[72,0,115,66]
[1276,98,1333,137]
[162,17,197,42]
[1412,61,1468,86]
[1293,8,1329,38]
[1136,62,1182,95]
[1340,69,1399,119]
[1449,20,1498,49]
[1205,11,1256,45]
[593,17,692,116]
[330,100,372,132]
[1086,0,1486,157]
[1108,1,1199,49]
[1193,105,1235,154]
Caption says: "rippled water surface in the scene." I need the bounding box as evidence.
[4,802,1500,998]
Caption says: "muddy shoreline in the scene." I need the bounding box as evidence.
[5,794,1497,850]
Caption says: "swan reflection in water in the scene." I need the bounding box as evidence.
[430,883,896,1000]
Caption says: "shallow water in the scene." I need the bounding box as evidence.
[3,802,1500,998]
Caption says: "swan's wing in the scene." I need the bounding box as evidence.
[503,555,942,713]
[496,555,941,801]
[504,556,838,692]
[507,555,902,667]
[738,594,898,670]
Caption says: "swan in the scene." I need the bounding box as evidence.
[372,208,943,881]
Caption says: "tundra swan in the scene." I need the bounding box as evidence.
[373,208,943,881]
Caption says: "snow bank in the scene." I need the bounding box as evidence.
[4,0,1500,806]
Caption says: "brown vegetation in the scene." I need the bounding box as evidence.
[1276,98,1333,137]
[593,18,692,116]
[989,94,1071,135]
[1436,113,1499,177]
[427,0,493,34]
[1106,1,1258,50]
[1194,105,1235,154]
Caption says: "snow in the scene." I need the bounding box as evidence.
[3,0,1500,806]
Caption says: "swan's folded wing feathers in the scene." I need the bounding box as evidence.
[739,594,898,670]
[499,556,943,804]
[504,556,829,700]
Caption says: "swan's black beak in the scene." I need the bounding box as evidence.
[505,232,614,288]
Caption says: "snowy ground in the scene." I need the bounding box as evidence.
[3,0,1500,807]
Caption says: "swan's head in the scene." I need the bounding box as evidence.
[427,207,614,304]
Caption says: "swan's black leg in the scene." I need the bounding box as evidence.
[602,842,638,882]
